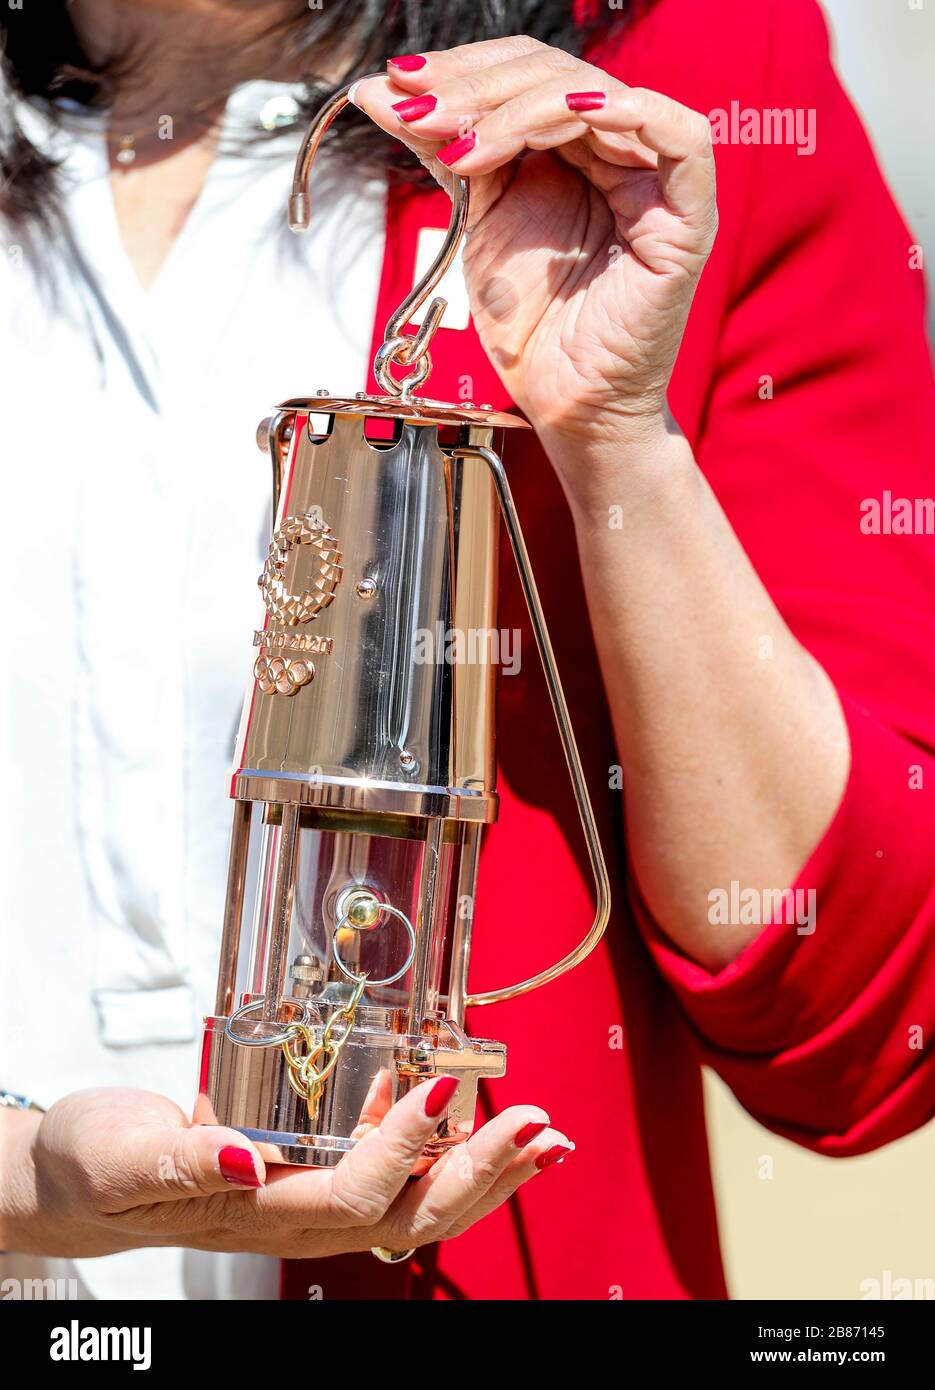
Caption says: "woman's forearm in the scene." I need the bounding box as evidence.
[544,417,851,971]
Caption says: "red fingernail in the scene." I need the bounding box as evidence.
[424,1075,460,1118]
[566,91,607,113]
[437,130,476,166]
[218,1146,260,1188]
[535,1143,574,1170]
[388,54,427,72]
[514,1120,549,1148]
[392,94,438,123]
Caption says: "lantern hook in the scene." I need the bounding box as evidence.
[289,77,469,400]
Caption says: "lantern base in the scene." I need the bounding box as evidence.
[194,1007,506,1169]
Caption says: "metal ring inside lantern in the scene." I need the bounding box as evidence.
[331,903,417,988]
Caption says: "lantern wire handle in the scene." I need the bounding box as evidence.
[451,445,612,1008]
[289,77,469,400]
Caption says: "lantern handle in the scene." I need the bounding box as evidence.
[289,77,469,400]
[451,446,612,1008]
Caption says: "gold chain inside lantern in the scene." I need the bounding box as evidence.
[281,976,367,1116]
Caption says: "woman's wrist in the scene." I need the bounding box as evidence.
[0,1105,42,1252]
[538,409,699,523]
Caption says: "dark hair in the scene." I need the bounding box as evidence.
[0,0,645,238]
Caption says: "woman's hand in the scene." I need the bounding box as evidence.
[1,1081,569,1259]
[354,37,717,456]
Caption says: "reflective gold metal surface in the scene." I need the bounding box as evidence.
[232,413,502,822]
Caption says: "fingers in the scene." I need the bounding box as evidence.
[571,87,716,227]
[570,87,713,162]
[350,75,466,206]
[382,42,711,169]
[431,80,711,180]
[351,43,596,197]
[388,46,591,143]
[445,1132,574,1241]
[261,1075,462,1231]
[349,1067,394,1141]
[432,81,715,259]
[352,74,438,157]
[385,36,549,89]
[355,53,714,241]
[373,1106,572,1252]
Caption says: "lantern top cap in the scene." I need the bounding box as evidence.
[277,393,531,431]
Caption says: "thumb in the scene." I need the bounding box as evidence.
[96,1123,267,1212]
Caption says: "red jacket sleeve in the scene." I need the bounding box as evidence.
[631,0,935,1155]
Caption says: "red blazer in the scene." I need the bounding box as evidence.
[284,0,935,1299]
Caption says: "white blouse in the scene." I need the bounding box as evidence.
[0,82,387,1299]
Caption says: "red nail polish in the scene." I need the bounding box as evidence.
[218,1146,260,1188]
[437,130,476,167]
[388,54,427,72]
[514,1120,549,1148]
[392,94,438,123]
[535,1143,574,1170]
[566,91,607,113]
[424,1074,460,1118]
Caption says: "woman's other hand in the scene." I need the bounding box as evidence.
[353,37,717,457]
[0,1081,568,1259]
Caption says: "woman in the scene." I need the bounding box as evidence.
[1,0,934,1301]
